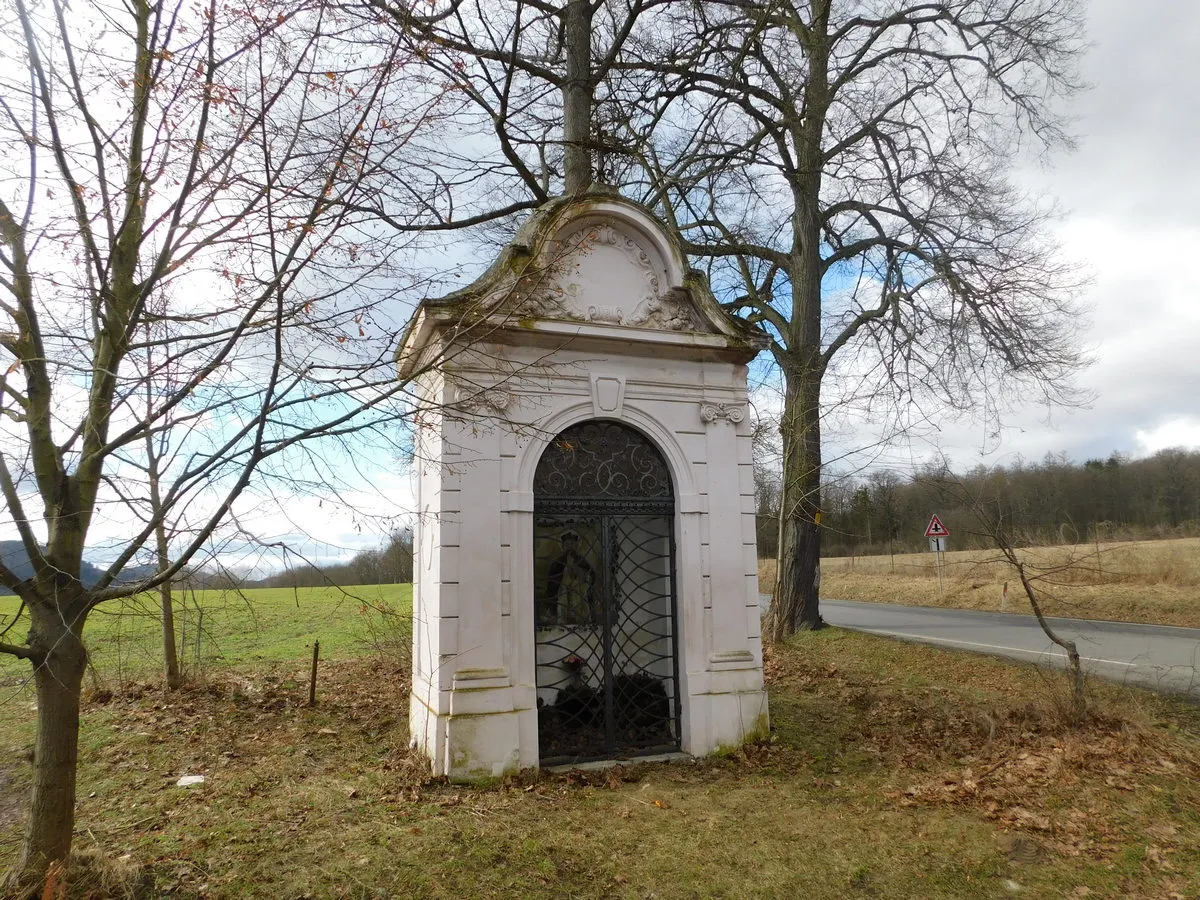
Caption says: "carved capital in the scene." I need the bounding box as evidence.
[699,402,746,425]
[455,385,515,418]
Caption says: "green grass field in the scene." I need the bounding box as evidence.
[3,627,1200,898]
[3,585,1200,897]
[0,584,412,688]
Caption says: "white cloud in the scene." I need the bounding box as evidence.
[880,0,1200,474]
[1134,417,1200,457]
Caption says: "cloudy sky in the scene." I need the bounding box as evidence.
[164,0,1200,562]
[7,0,1195,569]
[893,0,1200,473]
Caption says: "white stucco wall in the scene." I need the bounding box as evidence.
[404,197,769,777]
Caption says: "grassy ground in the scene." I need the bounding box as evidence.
[0,584,412,688]
[3,586,1200,898]
[760,537,1200,628]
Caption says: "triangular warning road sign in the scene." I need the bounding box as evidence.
[925,514,950,538]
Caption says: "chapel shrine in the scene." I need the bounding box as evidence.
[398,191,769,776]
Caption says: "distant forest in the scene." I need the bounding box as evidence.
[256,530,414,589]
[0,531,414,595]
[141,530,415,591]
[756,448,1200,558]
[9,449,1198,592]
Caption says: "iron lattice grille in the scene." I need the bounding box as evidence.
[534,420,673,514]
[533,421,679,764]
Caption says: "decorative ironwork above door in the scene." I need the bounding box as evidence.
[534,420,673,515]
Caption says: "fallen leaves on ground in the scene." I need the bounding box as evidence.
[764,635,1200,869]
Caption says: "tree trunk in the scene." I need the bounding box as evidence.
[770,370,824,639]
[7,607,89,894]
[562,0,592,192]
[151,490,181,689]
[145,368,181,689]
[768,2,830,641]
[158,560,180,689]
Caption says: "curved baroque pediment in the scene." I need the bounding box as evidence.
[397,193,769,380]
[514,213,703,332]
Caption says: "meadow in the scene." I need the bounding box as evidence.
[0,584,412,689]
[760,537,1200,628]
[1,584,1199,897]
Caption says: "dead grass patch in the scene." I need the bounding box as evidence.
[760,537,1200,627]
[3,636,1200,898]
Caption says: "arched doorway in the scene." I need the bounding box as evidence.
[532,420,680,764]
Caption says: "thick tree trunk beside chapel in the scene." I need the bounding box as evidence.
[769,3,830,640]
[771,359,825,638]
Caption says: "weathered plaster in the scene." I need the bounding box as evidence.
[402,193,769,778]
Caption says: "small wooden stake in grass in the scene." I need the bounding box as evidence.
[195,608,203,673]
[308,640,320,707]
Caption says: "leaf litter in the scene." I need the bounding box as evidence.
[3,634,1199,897]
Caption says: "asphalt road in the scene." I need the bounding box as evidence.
[762,596,1200,698]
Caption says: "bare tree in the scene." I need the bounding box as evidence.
[992,529,1087,722]
[0,0,458,889]
[935,474,1088,721]
[369,0,673,199]
[621,0,1089,637]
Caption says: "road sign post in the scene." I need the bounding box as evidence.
[925,516,951,598]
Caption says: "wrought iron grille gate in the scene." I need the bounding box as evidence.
[533,420,680,764]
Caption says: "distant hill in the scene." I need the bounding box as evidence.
[0,541,154,593]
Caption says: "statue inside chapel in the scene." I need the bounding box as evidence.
[538,530,599,626]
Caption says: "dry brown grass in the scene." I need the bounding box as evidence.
[760,537,1200,627]
[4,635,1200,898]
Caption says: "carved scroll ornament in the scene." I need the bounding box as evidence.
[514,223,698,331]
[699,403,746,425]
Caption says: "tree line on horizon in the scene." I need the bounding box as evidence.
[155,530,417,592]
[0,531,414,596]
[256,530,415,589]
[756,448,1200,559]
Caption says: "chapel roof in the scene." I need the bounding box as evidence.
[398,191,767,377]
